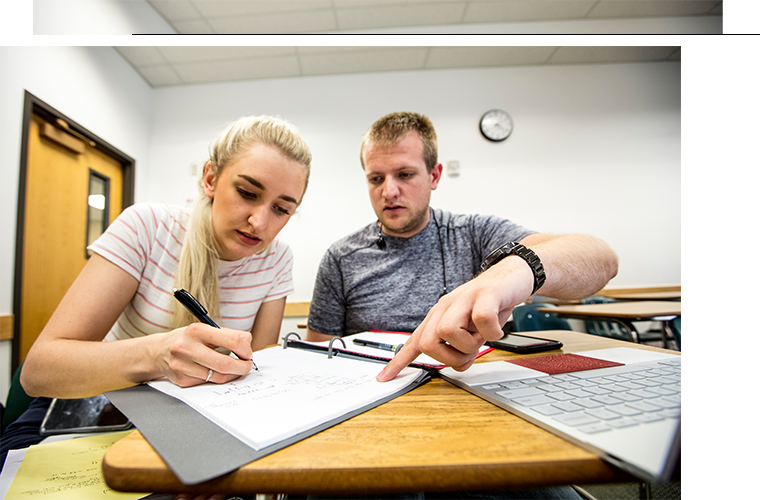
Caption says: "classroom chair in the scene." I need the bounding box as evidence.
[1,362,35,436]
[668,316,681,351]
[512,303,573,332]
[581,296,665,345]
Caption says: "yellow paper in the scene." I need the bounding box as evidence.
[5,430,149,499]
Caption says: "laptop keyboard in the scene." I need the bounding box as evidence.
[483,358,681,435]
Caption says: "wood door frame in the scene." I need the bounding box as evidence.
[12,91,136,373]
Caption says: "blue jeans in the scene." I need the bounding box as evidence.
[0,397,51,468]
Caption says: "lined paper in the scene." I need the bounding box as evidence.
[149,346,424,451]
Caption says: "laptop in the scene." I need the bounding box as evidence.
[440,347,680,483]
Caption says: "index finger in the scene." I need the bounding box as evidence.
[207,327,253,358]
[376,335,421,382]
[187,324,254,374]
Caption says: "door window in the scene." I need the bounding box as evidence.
[86,169,110,257]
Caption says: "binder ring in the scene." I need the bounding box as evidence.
[327,337,346,359]
[282,332,302,349]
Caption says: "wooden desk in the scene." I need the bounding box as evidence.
[598,286,680,300]
[541,301,681,344]
[599,291,680,301]
[103,331,674,495]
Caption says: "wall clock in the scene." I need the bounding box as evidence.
[479,109,513,142]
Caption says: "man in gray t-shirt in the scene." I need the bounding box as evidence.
[307,112,619,381]
[308,209,534,337]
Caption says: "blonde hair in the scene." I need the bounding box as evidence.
[172,115,311,328]
[359,111,438,173]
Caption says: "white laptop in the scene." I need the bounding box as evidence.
[440,347,680,482]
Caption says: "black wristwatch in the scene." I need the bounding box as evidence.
[480,242,546,295]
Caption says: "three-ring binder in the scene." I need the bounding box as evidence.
[104,335,433,485]
[281,331,446,372]
[282,332,347,358]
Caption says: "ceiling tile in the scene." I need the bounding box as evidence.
[336,2,467,30]
[172,56,303,84]
[296,47,380,55]
[548,46,679,65]
[588,0,719,18]
[191,0,333,18]
[426,46,557,68]
[299,47,429,76]
[158,46,296,64]
[139,65,183,87]
[114,46,167,67]
[114,46,685,88]
[172,18,216,33]
[208,9,337,33]
[147,0,200,21]
[334,0,462,5]
[463,0,597,23]
[145,0,720,35]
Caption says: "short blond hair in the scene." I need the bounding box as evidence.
[360,111,438,173]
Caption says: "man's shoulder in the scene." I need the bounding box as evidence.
[326,223,376,258]
[433,208,534,244]
[434,208,499,228]
[440,207,526,225]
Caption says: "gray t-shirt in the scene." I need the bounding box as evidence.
[308,208,535,336]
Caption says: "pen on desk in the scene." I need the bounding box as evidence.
[173,288,258,371]
[352,338,400,353]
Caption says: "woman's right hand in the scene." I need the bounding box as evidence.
[153,323,255,387]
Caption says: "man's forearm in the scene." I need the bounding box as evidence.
[520,233,618,300]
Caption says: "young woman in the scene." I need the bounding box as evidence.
[2,115,311,455]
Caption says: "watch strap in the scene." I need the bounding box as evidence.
[480,242,546,295]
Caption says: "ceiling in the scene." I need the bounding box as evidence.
[116,46,682,88]
[144,0,721,34]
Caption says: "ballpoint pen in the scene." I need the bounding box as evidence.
[352,338,402,353]
[173,288,258,371]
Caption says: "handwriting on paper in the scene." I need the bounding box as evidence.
[206,371,376,408]
[150,346,422,451]
[5,430,146,500]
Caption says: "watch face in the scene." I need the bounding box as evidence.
[479,109,513,142]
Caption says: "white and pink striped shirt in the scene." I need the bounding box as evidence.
[88,202,295,342]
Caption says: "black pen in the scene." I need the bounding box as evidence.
[352,338,400,353]
[173,288,258,371]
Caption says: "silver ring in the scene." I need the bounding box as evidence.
[205,369,213,382]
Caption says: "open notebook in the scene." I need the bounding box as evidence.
[441,347,680,482]
[106,343,430,485]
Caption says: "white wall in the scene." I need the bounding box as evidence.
[145,61,681,310]
[34,0,176,34]
[0,46,155,401]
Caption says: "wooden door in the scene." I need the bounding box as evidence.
[18,114,123,364]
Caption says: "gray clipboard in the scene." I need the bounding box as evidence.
[105,365,430,485]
